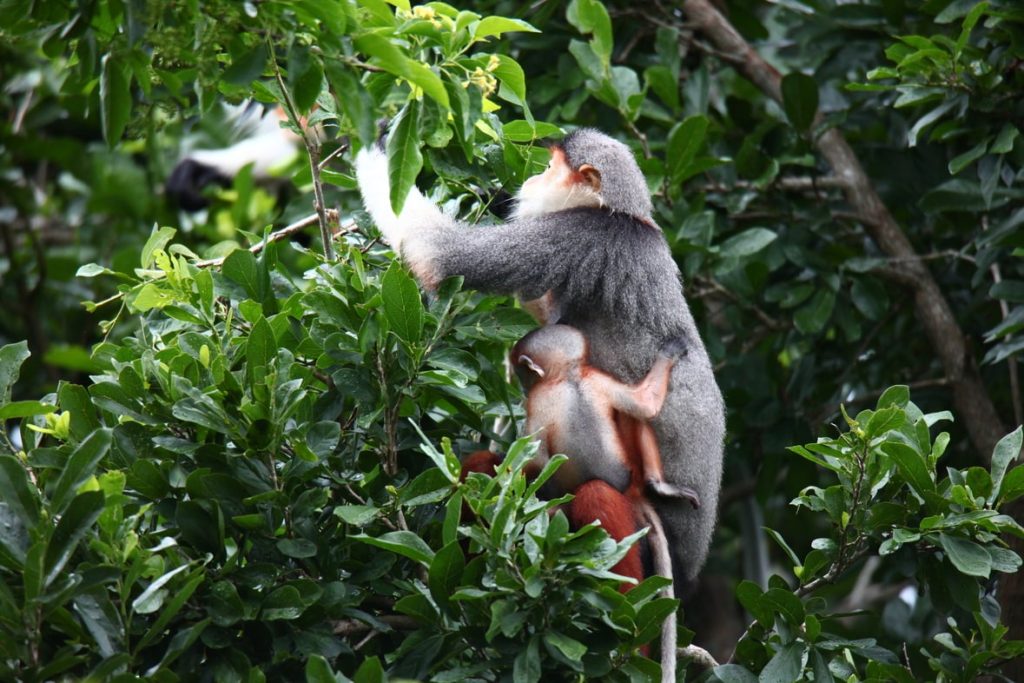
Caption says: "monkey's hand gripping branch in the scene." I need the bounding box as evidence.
[354,147,453,284]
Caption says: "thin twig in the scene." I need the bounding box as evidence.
[193,210,349,268]
[319,141,351,171]
[699,176,850,193]
[269,44,337,262]
[331,615,419,636]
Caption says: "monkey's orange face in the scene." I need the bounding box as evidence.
[513,147,602,219]
[522,148,575,192]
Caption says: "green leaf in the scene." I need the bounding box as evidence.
[473,16,539,40]
[0,455,39,526]
[990,426,1023,504]
[334,505,379,526]
[381,261,424,342]
[223,43,268,86]
[262,585,307,620]
[543,631,587,662]
[948,139,988,175]
[354,33,448,108]
[764,527,801,568]
[306,655,341,683]
[513,635,541,683]
[72,593,125,659]
[999,466,1024,504]
[502,120,562,142]
[288,43,324,115]
[0,400,55,420]
[140,227,176,269]
[877,385,910,409]
[759,641,806,683]
[428,541,465,610]
[955,1,988,51]
[306,421,341,460]
[325,62,376,148]
[991,124,1019,154]
[155,619,209,669]
[354,531,435,565]
[100,53,131,146]
[781,73,818,132]
[76,263,113,278]
[207,580,246,627]
[666,115,709,185]
[354,656,385,683]
[566,0,613,66]
[131,564,190,614]
[794,289,836,335]
[0,341,30,408]
[222,249,261,301]
[883,442,936,496]
[50,428,112,515]
[735,580,772,627]
[645,65,680,112]
[719,227,777,259]
[58,383,102,442]
[386,101,423,215]
[810,649,834,683]
[491,55,529,111]
[44,490,104,587]
[763,588,805,627]
[938,533,992,578]
[711,664,758,683]
[246,317,275,377]
[865,407,905,438]
[851,278,890,321]
[277,538,318,558]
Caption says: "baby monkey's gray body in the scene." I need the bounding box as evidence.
[512,325,700,509]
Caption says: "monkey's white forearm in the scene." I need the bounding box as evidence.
[354,147,452,250]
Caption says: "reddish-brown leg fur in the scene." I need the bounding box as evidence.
[460,450,503,479]
[568,479,643,593]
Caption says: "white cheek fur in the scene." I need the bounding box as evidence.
[511,179,602,220]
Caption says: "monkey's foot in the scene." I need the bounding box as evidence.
[646,479,701,509]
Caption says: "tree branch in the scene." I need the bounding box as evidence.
[678,644,720,671]
[681,0,1007,460]
[194,210,353,268]
[331,614,419,636]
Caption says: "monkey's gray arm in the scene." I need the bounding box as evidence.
[356,147,570,298]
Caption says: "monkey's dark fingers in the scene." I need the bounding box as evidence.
[646,479,701,509]
[375,118,390,152]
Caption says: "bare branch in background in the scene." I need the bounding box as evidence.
[681,0,1006,460]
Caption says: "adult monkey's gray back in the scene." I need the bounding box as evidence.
[355,128,726,583]
[558,130,725,583]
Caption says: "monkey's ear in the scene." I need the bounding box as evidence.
[578,164,602,192]
[517,354,545,378]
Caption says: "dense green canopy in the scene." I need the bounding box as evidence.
[0,0,1022,680]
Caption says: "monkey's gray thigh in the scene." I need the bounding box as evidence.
[651,358,725,583]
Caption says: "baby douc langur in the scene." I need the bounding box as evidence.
[512,325,700,509]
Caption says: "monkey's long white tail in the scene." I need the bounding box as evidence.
[640,501,677,683]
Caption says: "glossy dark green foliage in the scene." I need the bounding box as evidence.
[1,0,1023,680]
